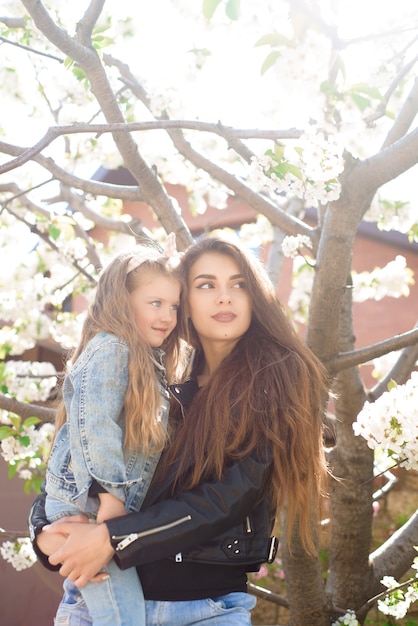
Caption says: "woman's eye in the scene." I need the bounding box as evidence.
[196,282,213,289]
[233,282,246,289]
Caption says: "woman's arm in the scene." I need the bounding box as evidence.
[28,489,61,571]
[106,452,271,570]
[31,452,271,584]
[29,487,115,587]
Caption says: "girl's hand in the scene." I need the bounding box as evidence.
[45,519,115,588]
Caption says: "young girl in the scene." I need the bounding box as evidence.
[44,245,183,626]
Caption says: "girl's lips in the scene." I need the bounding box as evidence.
[212,312,236,322]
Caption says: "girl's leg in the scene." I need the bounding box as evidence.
[54,578,92,626]
[145,592,257,625]
[81,559,145,626]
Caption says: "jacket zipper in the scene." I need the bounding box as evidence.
[169,386,187,420]
[113,515,192,551]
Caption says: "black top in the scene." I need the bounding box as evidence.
[138,559,248,601]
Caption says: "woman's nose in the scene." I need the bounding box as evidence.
[216,290,232,304]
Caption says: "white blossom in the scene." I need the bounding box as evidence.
[0,538,37,571]
[1,361,57,402]
[332,609,360,626]
[353,372,418,471]
[282,235,313,259]
[352,256,414,302]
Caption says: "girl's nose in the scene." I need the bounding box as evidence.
[160,306,174,322]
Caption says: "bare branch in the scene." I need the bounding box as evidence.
[248,581,290,608]
[0,394,56,422]
[0,16,26,28]
[76,0,106,45]
[0,527,31,541]
[325,327,418,373]
[0,33,63,61]
[381,74,418,149]
[370,333,418,400]
[355,126,418,205]
[368,510,418,598]
[0,140,146,201]
[0,121,302,176]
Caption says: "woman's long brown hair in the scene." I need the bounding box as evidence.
[159,234,329,554]
[53,247,186,455]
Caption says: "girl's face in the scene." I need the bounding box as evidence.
[130,270,181,347]
[187,252,252,350]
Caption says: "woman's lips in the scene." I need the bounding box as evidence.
[212,312,236,322]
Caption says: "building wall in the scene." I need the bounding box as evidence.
[0,458,61,626]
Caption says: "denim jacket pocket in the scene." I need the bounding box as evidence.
[45,424,78,498]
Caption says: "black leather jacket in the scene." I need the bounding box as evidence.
[29,379,278,584]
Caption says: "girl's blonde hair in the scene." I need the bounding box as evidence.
[158,234,329,554]
[54,246,185,455]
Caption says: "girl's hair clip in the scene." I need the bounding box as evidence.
[126,233,181,274]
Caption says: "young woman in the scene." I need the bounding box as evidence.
[30,233,328,625]
[42,245,183,626]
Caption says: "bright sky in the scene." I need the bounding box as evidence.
[3,0,418,135]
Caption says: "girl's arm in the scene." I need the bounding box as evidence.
[71,339,130,503]
[96,493,126,524]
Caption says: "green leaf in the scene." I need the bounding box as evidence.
[0,425,14,440]
[92,35,115,50]
[351,83,385,102]
[63,56,74,70]
[265,144,285,163]
[202,0,221,19]
[31,475,45,494]
[272,162,303,180]
[349,92,370,113]
[47,225,61,241]
[261,50,281,76]
[9,415,21,430]
[387,379,398,391]
[225,0,240,20]
[8,463,17,479]
[254,32,292,48]
[72,66,87,83]
[23,416,41,428]
[18,435,30,448]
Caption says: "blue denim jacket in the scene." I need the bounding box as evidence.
[45,332,169,514]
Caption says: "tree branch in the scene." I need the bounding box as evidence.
[368,510,418,598]
[248,582,290,608]
[0,394,56,421]
[0,140,147,201]
[381,74,418,149]
[0,33,63,61]
[0,121,302,176]
[325,327,418,373]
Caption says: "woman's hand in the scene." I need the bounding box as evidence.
[45,518,115,588]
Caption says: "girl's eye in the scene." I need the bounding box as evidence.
[170,304,179,311]
[151,300,162,307]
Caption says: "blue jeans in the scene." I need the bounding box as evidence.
[46,497,145,626]
[145,593,256,624]
[54,587,256,625]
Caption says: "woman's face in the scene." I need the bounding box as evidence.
[187,252,252,349]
